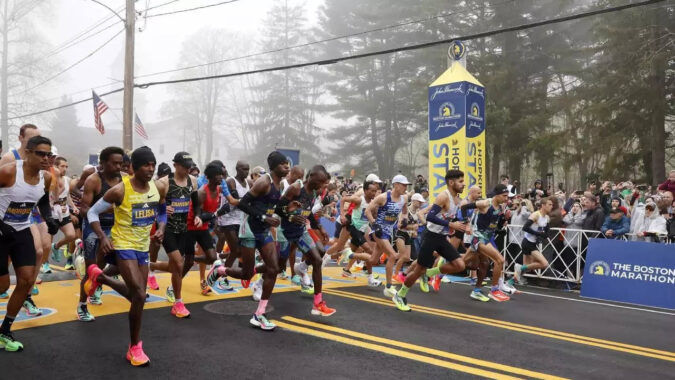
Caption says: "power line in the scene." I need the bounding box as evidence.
[135,0,513,79]
[141,0,182,12]
[17,28,125,96]
[9,0,664,121]
[144,0,241,18]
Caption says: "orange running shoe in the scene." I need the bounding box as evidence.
[84,264,102,297]
[311,301,336,317]
[126,341,150,366]
[431,276,441,292]
[393,272,406,284]
[171,301,191,318]
[488,289,510,302]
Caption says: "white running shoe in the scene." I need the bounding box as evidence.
[251,278,263,301]
[383,286,397,298]
[500,281,517,295]
[368,277,382,287]
[514,263,523,282]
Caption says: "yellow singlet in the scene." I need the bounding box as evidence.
[111,176,160,252]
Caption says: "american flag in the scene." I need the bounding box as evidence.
[134,112,148,140]
[92,90,108,135]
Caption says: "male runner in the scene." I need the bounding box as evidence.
[214,160,250,290]
[278,165,305,280]
[147,166,172,291]
[67,165,95,270]
[0,136,58,351]
[85,146,168,366]
[513,197,553,283]
[76,146,124,321]
[366,174,410,298]
[270,165,336,315]
[50,157,78,264]
[462,184,513,302]
[149,152,196,317]
[207,151,289,331]
[392,170,468,311]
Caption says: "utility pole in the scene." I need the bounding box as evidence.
[122,0,136,150]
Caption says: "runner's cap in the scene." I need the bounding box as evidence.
[392,174,411,185]
[366,173,382,183]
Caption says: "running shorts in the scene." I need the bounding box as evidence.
[0,228,36,275]
[417,230,460,268]
[348,224,367,247]
[162,231,186,254]
[115,249,149,265]
[395,230,413,246]
[59,216,72,227]
[184,229,214,256]
[520,239,539,255]
[83,226,112,261]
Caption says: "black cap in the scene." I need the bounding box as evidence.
[157,162,172,178]
[173,151,194,168]
[493,184,509,195]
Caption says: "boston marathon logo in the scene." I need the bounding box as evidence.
[432,102,462,133]
[591,260,675,284]
[589,261,610,276]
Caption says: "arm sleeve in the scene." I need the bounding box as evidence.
[275,196,291,218]
[460,202,476,216]
[37,193,53,220]
[87,198,113,224]
[157,203,167,224]
[220,179,231,197]
[522,219,545,237]
[238,192,264,221]
[426,204,450,227]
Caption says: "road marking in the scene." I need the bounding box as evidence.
[282,316,568,380]
[275,319,523,380]
[324,289,675,362]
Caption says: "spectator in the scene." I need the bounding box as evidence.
[581,195,605,232]
[601,208,630,239]
[563,201,585,248]
[599,181,614,215]
[564,190,584,213]
[501,175,517,197]
[633,202,667,242]
[611,197,629,216]
[420,188,430,209]
[587,181,598,195]
[658,170,675,193]
[509,198,532,243]
[414,174,428,194]
[658,191,673,214]
[529,179,548,200]
[666,205,675,240]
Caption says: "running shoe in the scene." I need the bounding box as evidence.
[500,282,518,295]
[338,248,352,265]
[393,272,406,284]
[488,289,510,302]
[147,274,159,291]
[206,260,223,288]
[64,256,74,270]
[200,281,213,296]
[311,301,336,316]
[513,263,523,283]
[322,253,332,267]
[40,262,52,274]
[470,290,490,302]
[392,293,411,312]
[0,332,23,352]
[419,274,429,293]
[77,304,95,322]
[216,277,234,291]
[126,341,150,366]
[342,269,355,278]
[50,243,63,262]
[441,275,453,283]
[88,285,103,305]
[278,271,288,280]
[35,276,42,285]
[0,291,8,299]
[171,302,191,318]
[250,314,276,331]
[252,279,263,301]
[300,283,314,294]
[31,285,39,295]
[166,287,175,303]
[84,264,102,297]
[291,274,302,286]
[469,277,477,285]
[353,261,364,271]
[368,277,382,287]
[294,262,309,283]
[383,286,397,298]
[74,254,86,279]
[22,299,42,317]
[431,275,441,292]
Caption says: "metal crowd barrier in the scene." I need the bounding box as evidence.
[501,225,672,284]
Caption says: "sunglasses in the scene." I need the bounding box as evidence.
[28,149,53,158]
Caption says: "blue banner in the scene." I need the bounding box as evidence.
[581,239,675,310]
[277,148,300,166]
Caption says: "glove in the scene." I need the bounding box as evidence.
[199,212,216,223]
[216,203,231,217]
[371,223,383,238]
[45,217,59,235]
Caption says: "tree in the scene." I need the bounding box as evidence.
[49,95,86,172]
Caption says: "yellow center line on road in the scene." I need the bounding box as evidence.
[274,318,524,380]
[324,289,675,362]
[281,316,569,380]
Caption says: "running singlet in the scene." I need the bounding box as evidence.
[246,174,281,234]
[52,175,70,219]
[219,177,250,226]
[471,199,504,234]
[166,176,193,234]
[350,195,370,232]
[187,184,220,231]
[426,189,458,235]
[523,211,549,243]
[0,160,45,231]
[374,191,405,237]
[280,186,315,239]
[111,176,160,252]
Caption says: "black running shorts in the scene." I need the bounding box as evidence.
[348,224,367,247]
[520,239,539,255]
[162,231,186,254]
[417,230,460,268]
[0,228,37,275]
[184,229,214,256]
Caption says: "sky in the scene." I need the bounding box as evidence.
[30,0,321,133]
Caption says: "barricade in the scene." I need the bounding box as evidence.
[501,225,672,284]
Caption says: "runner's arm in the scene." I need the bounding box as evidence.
[365,193,386,224]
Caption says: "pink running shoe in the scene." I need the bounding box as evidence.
[147,275,159,291]
[126,341,150,366]
[171,302,191,318]
[84,264,103,297]
[393,272,406,284]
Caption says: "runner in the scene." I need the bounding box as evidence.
[214,160,250,291]
[147,164,172,291]
[0,135,58,351]
[462,184,514,302]
[207,151,289,331]
[76,147,124,320]
[49,157,78,267]
[391,170,468,311]
[513,197,553,284]
[84,146,168,366]
[271,165,336,316]
[66,165,95,271]
[365,174,410,298]
[278,165,305,280]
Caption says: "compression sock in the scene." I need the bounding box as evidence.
[397,285,410,298]
[426,267,441,277]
